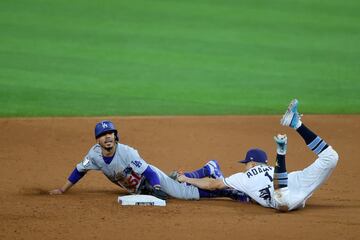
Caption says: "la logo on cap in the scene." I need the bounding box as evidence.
[102,122,108,128]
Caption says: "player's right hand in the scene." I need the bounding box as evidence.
[49,188,64,195]
[177,174,187,183]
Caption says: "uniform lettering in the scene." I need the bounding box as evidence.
[259,185,272,202]
[247,166,273,178]
[131,160,142,168]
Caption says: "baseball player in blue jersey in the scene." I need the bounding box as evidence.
[49,120,249,202]
[177,99,339,211]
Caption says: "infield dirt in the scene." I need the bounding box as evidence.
[0,116,359,240]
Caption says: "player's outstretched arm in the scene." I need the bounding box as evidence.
[178,175,226,190]
[49,180,74,195]
[49,167,87,195]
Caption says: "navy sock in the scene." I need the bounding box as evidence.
[198,188,213,198]
[198,188,249,202]
[274,154,288,189]
[296,124,317,144]
[184,167,210,179]
[297,124,329,154]
[199,189,230,198]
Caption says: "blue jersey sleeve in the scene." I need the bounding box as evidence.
[68,167,86,184]
[142,166,160,187]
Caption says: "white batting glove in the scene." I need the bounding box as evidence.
[274,134,287,155]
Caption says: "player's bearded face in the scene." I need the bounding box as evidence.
[98,132,116,151]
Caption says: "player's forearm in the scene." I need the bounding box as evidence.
[60,180,74,193]
[57,168,86,192]
[182,176,220,190]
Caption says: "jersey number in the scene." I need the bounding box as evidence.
[128,172,141,187]
[265,171,273,182]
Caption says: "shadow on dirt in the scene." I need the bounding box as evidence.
[18,187,124,197]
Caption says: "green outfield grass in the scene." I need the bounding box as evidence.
[0,0,359,116]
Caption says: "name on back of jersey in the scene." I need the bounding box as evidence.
[246,166,273,178]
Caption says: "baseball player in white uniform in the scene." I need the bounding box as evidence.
[177,99,339,211]
[49,120,249,202]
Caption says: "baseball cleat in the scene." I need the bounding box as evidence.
[280,99,302,129]
[205,160,224,179]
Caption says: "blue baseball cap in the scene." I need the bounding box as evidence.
[239,148,268,164]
